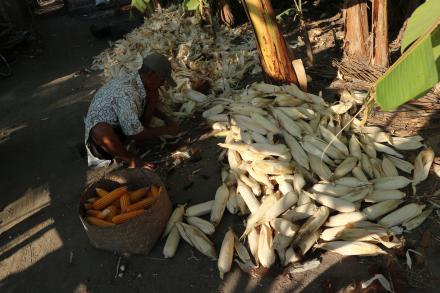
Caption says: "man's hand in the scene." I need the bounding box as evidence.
[127,157,156,170]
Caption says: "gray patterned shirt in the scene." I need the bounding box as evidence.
[84,73,147,143]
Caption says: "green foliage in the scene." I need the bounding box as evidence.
[131,0,151,13]
[401,0,440,53]
[374,1,440,111]
[183,0,200,11]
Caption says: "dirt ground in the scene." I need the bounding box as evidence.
[1,7,440,293]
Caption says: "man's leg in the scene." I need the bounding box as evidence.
[90,122,140,167]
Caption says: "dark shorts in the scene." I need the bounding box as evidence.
[86,125,125,160]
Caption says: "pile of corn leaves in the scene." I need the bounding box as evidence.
[93,6,435,279]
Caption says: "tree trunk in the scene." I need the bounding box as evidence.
[243,0,298,85]
[343,0,370,61]
[371,0,389,67]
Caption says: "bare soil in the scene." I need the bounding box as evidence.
[0,6,439,293]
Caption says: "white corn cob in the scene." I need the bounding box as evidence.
[297,230,320,256]
[293,206,329,245]
[163,204,186,238]
[297,189,312,205]
[361,154,374,178]
[273,95,303,107]
[237,193,250,216]
[378,203,425,228]
[236,179,261,213]
[296,106,316,119]
[185,200,215,217]
[298,120,315,134]
[325,212,367,227]
[370,158,386,179]
[352,164,369,182]
[372,176,412,190]
[349,135,362,159]
[283,246,301,266]
[233,115,268,135]
[403,208,433,231]
[412,148,434,194]
[249,143,290,159]
[239,150,267,162]
[362,199,403,220]
[359,136,377,158]
[176,222,217,260]
[234,235,252,263]
[186,216,216,235]
[273,232,294,252]
[273,109,302,138]
[251,97,273,107]
[248,227,259,265]
[390,136,424,150]
[311,183,353,197]
[283,131,310,170]
[320,226,347,241]
[240,174,262,196]
[258,223,276,268]
[318,241,386,256]
[265,191,298,219]
[335,177,368,187]
[373,142,403,158]
[337,228,391,244]
[240,129,253,144]
[341,188,370,202]
[386,155,414,174]
[302,141,335,165]
[364,190,406,203]
[243,194,278,235]
[163,226,181,258]
[382,156,399,177]
[229,104,268,116]
[293,173,306,193]
[184,89,207,103]
[319,125,349,156]
[207,114,229,123]
[365,189,406,202]
[269,218,299,237]
[251,131,269,144]
[202,104,224,118]
[227,149,242,171]
[278,106,306,120]
[330,102,352,114]
[281,203,318,222]
[309,154,333,181]
[366,131,391,143]
[218,228,235,279]
[250,113,280,133]
[253,82,281,93]
[252,159,293,175]
[210,184,230,226]
[246,166,273,189]
[226,186,239,214]
[334,157,358,178]
[306,191,356,212]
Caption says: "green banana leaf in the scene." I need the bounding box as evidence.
[375,2,440,111]
[131,0,151,13]
[183,0,200,11]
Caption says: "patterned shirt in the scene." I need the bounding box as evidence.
[84,73,147,143]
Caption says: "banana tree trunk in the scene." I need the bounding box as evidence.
[343,0,370,61]
[243,0,298,85]
[371,0,389,68]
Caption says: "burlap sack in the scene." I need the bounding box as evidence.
[79,168,172,255]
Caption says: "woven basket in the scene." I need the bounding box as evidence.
[79,168,172,255]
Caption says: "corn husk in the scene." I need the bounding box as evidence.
[185,200,215,217]
[378,203,425,228]
[403,208,433,231]
[362,199,403,220]
[412,148,434,194]
[349,135,362,158]
[309,154,333,181]
[373,142,403,158]
[258,223,276,268]
[236,179,261,213]
[186,216,216,235]
[218,228,235,279]
[306,191,356,212]
[226,186,239,215]
[382,156,399,177]
[293,206,329,245]
[352,165,369,182]
[372,176,412,190]
[311,183,353,197]
[386,155,414,174]
[325,212,367,227]
[234,235,252,263]
[283,131,310,170]
[265,191,298,219]
[247,227,259,265]
[318,241,386,256]
[297,230,320,256]
[269,218,299,237]
[163,204,187,238]
[319,125,349,156]
[176,222,217,260]
[252,159,293,175]
[364,190,406,203]
[243,194,278,236]
[163,226,181,258]
[210,184,230,226]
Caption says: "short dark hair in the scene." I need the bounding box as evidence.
[139,64,153,74]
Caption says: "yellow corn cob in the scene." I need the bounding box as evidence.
[129,187,150,202]
[87,216,115,228]
[96,207,112,219]
[92,186,128,210]
[95,187,109,197]
[112,209,145,224]
[86,197,99,203]
[120,194,131,213]
[86,209,101,217]
[150,185,163,198]
[126,196,156,212]
[105,205,118,221]
[84,203,92,210]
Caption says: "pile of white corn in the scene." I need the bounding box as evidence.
[91,6,259,116]
[161,82,435,279]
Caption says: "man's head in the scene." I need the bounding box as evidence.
[138,53,176,90]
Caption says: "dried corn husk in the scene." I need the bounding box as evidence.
[210,184,230,226]
[283,131,309,169]
[365,190,406,203]
[297,230,320,256]
[373,142,403,158]
[176,222,217,260]
[372,176,412,190]
[412,148,434,194]
[186,216,216,235]
[185,200,215,217]
[403,208,433,231]
[311,183,353,197]
[247,227,259,265]
[325,212,367,227]
[163,226,181,258]
[258,223,276,268]
[362,199,403,220]
[378,203,425,228]
[218,228,235,279]
[306,191,356,212]
[382,156,399,177]
[352,165,369,182]
[309,154,333,181]
[234,235,252,263]
[293,206,329,245]
[163,204,186,238]
[236,179,260,213]
[269,218,299,237]
[252,159,293,175]
[318,241,386,256]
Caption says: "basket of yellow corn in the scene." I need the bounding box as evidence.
[79,168,172,254]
